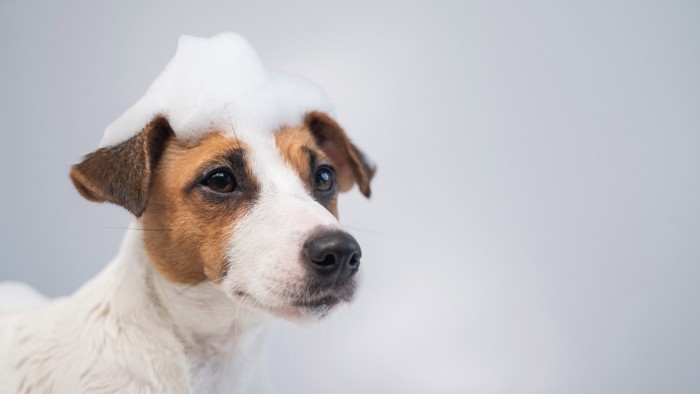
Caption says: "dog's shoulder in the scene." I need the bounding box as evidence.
[0,281,48,315]
[0,281,190,393]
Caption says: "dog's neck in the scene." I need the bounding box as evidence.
[101,224,272,392]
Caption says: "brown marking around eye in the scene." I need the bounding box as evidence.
[274,125,339,217]
[140,132,259,284]
[274,126,315,193]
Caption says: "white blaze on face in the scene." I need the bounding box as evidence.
[221,132,339,308]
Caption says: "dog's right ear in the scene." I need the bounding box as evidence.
[70,116,173,217]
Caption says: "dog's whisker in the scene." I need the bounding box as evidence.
[104,226,173,232]
[169,284,197,301]
[361,263,392,280]
[225,106,241,142]
[362,278,383,310]
[242,295,260,325]
[233,290,244,336]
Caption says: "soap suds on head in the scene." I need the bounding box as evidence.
[100,32,335,148]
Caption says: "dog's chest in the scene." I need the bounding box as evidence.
[187,354,247,393]
[184,327,271,393]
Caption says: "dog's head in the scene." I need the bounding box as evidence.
[70,33,376,320]
[70,110,374,320]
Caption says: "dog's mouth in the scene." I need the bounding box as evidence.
[293,294,342,308]
[231,280,356,320]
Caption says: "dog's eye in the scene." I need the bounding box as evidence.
[314,166,335,192]
[202,170,237,193]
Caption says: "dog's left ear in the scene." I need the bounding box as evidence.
[305,111,376,198]
[70,116,174,217]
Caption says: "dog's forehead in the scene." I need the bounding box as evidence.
[238,128,313,199]
[99,32,334,150]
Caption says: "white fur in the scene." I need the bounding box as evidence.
[225,131,342,310]
[0,227,274,393]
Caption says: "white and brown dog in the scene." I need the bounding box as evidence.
[0,33,374,393]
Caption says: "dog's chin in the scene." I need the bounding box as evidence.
[230,281,357,323]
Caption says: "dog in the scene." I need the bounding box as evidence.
[0,33,375,393]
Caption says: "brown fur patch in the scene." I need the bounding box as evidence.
[140,132,259,284]
[70,117,173,217]
[275,125,339,217]
[274,126,317,191]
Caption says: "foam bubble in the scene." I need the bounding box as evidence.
[99,32,335,148]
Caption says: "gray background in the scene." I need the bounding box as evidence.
[1,1,699,393]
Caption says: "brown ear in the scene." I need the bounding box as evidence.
[305,111,376,198]
[70,116,173,217]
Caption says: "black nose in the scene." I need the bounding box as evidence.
[304,230,361,282]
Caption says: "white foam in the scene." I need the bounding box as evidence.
[99,33,335,148]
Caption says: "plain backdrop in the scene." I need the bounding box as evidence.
[1,1,699,393]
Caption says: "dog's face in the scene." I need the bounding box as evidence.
[70,112,375,320]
